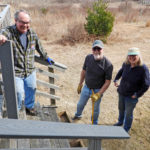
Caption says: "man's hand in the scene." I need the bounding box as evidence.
[0,35,7,45]
[77,84,83,94]
[90,90,101,102]
[46,57,55,65]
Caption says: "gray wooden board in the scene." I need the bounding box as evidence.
[29,105,51,148]
[40,107,59,148]
[36,90,60,100]
[13,106,30,149]
[41,108,70,148]
[37,80,59,90]
[0,139,9,148]
[36,68,59,80]
[34,56,67,72]
[0,119,130,139]
[28,106,70,148]
[48,67,56,106]
[0,41,18,119]
[17,139,30,148]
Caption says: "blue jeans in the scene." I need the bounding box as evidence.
[117,94,138,132]
[75,85,102,125]
[15,71,36,110]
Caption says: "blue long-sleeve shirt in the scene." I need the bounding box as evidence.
[114,63,150,98]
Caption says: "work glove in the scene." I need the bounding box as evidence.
[77,84,83,94]
[90,90,101,102]
[46,57,55,65]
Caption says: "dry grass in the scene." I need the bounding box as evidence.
[57,23,88,46]
[1,0,150,150]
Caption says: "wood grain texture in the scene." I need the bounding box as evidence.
[0,119,130,139]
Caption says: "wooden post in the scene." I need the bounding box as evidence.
[0,41,18,119]
[88,139,101,150]
[48,67,56,106]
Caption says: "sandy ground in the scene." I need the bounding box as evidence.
[38,22,150,150]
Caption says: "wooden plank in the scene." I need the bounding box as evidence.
[0,138,9,149]
[11,104,30,148]
[0,119,130,139]
[40,107,70,148]
[0,41,18,119]
[41,108,60,148]
[9,139,17,149]
[35,55,67,72]
[17,139,30,148]
[88,139,101,150]
[29,104,51,148]
[48,67,56,105]
[36,68,59,80]
[36,90,60,100]
[37,79,59,90]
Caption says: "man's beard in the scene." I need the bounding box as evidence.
[93,54,103,60]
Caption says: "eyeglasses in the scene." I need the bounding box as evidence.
[18,19,30,25]
[128,55,137,57]
[93,47,102,51]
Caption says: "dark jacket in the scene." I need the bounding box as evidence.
[114,63,150,98]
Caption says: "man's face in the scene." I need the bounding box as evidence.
[15,12,30,34]
[92,47,103,60]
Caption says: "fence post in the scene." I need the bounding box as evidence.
[88,139,101,150]
[48,67,56,106]
[0,41,18,119]
[0,5,11,28]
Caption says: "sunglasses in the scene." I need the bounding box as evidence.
[18,19,30,25]
[93,47,102,51]
[128,55,137,57]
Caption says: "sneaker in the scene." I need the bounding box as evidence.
[113,122,123,126]
[72,116,81,121]
[26,108,37,116]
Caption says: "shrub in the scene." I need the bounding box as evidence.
[84,0,114,41]
[40,7,48,15]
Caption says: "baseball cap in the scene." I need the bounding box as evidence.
[92,40,104,49]
[128,47,140,55]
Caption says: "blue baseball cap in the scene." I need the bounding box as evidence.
[92,40,104,49]
[128,47,140,55]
